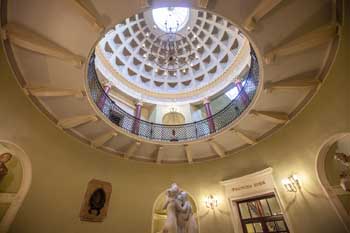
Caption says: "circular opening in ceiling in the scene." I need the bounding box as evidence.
[152,7,190,32]
[94,8,256,105]
[87,7,261,142]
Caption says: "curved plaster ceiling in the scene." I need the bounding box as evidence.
[2,0,341,163]
[95,8,251,104]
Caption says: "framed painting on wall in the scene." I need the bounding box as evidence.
[80,179,112,222]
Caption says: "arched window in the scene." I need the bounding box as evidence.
[162,111,186,125]
[0,141,32,233]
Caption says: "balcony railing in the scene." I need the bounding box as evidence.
[87,49,259,142]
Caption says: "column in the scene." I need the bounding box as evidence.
[203,98,216,133]
[97,82,112,109]
[132,100,143,135]
[235,79,249,106]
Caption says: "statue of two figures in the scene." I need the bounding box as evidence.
[334,153,350,192]
[162,183,198,233]
[0,153,12,180]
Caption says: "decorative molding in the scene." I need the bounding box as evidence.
[57,115,98,129]
[264,24,339,64]
[198,0,209,9]
[264,70,320,92]
[243,0,282,31]
[184,145,193,163]
[209,140,225,158]
[125,141,141,158]
[24,87,84,98]
[231,129,257,145]
[156,146,163,164]
[95,38,251,101]
[3,23,85,67]
[91,131,118,148]
[220,167,273,188]
[139,0,150,9]
[220,168,294,233]
[72,0,105,32]
[250,110,289,124]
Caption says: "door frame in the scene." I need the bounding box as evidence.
[220,168,294,233]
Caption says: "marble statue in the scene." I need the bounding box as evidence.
[334,152,350,167]
[0,153,12,179]
[162,184,198,233]
[334,153,350,192]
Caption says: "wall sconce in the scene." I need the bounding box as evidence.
[205,195,218,209]
[282,174,301,192]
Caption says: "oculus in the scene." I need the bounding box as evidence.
[152,7,190,32]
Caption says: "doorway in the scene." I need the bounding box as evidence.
[237,194,289,233]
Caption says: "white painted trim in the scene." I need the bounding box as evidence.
[220,168,273,186]
[0,141,32,233]
[220,168,295,233]
[0,193,16,203]
[315,133,350,232]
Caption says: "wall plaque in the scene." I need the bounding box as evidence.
[80,179,112,222]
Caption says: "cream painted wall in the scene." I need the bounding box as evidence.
[0,4,349,233]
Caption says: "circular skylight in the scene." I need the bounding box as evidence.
[95,8,252,105]
[152,7,190,32]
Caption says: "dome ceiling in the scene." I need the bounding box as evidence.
[95,8,251,104]
[3,0,340,163]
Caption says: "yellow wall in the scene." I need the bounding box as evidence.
[0,5,349,233]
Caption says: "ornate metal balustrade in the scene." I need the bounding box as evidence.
[87,49,259,142]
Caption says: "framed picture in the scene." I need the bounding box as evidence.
[80,179,112,222]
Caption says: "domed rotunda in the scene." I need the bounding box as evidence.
[0,0,348,233]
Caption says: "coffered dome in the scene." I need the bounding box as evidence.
[95,8,251,104]
[3,0,340,163]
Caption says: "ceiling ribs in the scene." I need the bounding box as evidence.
[24,87,84,98]
[2,23,85,67]
[91,131,118,148]
[184,145,193,163]
[250,110,290,124]
[264,70,321,92]
[72,0,105,32]
[264,24,339,64]
[156,146,164,164]
[231,129,257,145]
[125,141,141,159]
[244,0,282,31]
[57,115,98,129]
[209,140,225,158]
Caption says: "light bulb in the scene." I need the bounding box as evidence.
[292,174,299,182]
[282,179,290,185]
